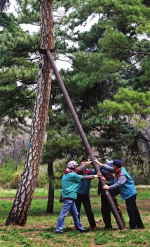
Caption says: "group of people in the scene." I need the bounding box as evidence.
[55,157,144,233]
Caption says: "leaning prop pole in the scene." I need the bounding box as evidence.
[45,49,124,230]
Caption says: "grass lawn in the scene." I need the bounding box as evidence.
[0,186,150,247]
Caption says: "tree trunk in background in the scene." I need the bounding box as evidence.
[46,161,54,213]
[46,101,54,213]
[5,0,54,226]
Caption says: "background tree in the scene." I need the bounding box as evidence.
[43,0,150,183]
[0,0,67,215]
[0,4,39,146]
[5,0,54,225]
[1,0,150,225]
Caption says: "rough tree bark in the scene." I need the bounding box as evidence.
[5,0,54,226]
[0,0,7,12]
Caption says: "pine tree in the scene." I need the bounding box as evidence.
[46,0,150,171]
[0,7,40,145]
[5,0,54,225]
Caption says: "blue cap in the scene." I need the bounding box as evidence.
[113,159,122,168]
[106,159,113,167]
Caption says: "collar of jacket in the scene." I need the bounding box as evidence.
[115,169,122,180]
[63,168,76,174]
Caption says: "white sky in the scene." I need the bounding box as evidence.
[7,1,149,71]
[6,0,17,16]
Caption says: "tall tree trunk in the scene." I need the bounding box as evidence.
[5,0,54,226]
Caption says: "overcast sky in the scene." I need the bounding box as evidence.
[7,1,99,70]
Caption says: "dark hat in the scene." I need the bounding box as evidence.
[113,159,122,168]
[81,157,88,162]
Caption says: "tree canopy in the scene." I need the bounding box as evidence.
[0,0,150,182]
[0,1,40,145]
[42,0,150,176]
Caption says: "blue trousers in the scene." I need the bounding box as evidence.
[56,199,85,233]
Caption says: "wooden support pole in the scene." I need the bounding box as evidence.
[45,49,124,230]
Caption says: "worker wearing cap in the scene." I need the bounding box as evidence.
[55,160,100,233]
[96,159,144,229]
[98,159,125,229]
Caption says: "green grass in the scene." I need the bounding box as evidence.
[0,187,150,247]
[0,188,62,197]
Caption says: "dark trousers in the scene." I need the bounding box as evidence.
[125,194,143,229]
[75,193,96,229]
[101,190,125,228]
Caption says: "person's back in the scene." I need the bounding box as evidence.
[62,172,82,199]
[78,168,96,194]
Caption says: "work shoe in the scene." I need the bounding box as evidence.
[92,226,99,231]
[78,229,89,233]
[73,226,77,230]
[137,225,145,229]
[103,226,112,230]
